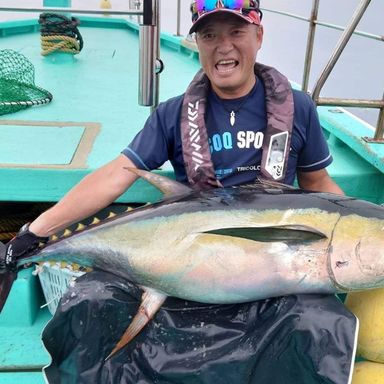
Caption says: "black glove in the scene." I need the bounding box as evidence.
[0,223,49,272]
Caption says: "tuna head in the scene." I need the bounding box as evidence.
[329,213,384,291]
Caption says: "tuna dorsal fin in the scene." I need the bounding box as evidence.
[125,167,192,198]
[256,177,297,190]
[105,288,167,360]
[204,225,327,244]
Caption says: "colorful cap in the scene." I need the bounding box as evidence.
[190,0,262,34]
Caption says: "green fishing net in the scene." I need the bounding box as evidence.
[0,49,53,116]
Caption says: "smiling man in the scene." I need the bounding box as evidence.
[2,1,356,383]
[182,0,344,190]
[194,12,262,99]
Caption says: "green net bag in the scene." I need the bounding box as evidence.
[0,49,53,116]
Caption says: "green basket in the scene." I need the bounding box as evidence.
[0,49,53,116]
[36,262,85,315]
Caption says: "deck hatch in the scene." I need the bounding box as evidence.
[0,120,100,168]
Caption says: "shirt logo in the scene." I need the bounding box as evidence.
[188,101,204,171]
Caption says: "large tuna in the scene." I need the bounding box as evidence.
[1,168,384,358]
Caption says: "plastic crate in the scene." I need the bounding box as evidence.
[36,262,86,315]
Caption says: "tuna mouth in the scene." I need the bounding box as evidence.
[215,59,239,73]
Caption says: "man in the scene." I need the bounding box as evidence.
[8,1,340,239]
[1,1,355,383]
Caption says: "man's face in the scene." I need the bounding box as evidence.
[195,13,263,99]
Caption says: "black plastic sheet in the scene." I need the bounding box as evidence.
[42,271,356,384]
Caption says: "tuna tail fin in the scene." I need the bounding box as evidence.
[105,288,167,361]
[0,242,17,313]
[124,167,192,198]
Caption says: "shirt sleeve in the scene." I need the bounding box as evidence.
[121,103,171,171]
[296,93,333,172]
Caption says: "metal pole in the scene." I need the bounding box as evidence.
[176,0,181,36]
[138,0,160,108]
[316,97,384,109]
[139,0,155,106]
[314,20,383,42]
[0,6,142,16]
[302,0,319,93]
[153,0,161,111]
[311,0,372,102]
[260,7,383,42]
[139,26,155,106]
[374,93,384,141]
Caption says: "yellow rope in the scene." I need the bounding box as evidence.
[0,217,26,229]
[41,35,81,56]
[0,232,16,242]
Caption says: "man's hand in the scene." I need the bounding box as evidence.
[0,223,49,272]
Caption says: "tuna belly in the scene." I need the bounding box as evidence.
[140,233,334,304]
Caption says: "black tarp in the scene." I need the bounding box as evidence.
[42,271,357,384]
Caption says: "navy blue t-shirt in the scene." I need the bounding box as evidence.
[122,78,332,186]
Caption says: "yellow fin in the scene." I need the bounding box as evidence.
[124,167,192,198]
[75,223,86,231]
[91,217,100,225]
[105,288,167,360]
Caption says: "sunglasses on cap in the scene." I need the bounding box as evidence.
[190,0,263,33]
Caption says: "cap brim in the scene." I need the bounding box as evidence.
[189,8,260,34]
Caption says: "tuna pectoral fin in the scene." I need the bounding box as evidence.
[105,288,167,360]
[204,225,327,244]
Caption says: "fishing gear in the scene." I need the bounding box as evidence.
[0,49,53,116]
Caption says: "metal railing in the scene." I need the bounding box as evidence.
[0,5,142,17]
[262,0,384,142]
[2,0,383,139]
[173,0,383,142]
[0,0,161,109]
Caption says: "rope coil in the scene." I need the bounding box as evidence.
[39,13,84,56]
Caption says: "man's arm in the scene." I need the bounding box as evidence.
[297,168,344,195]
[29,154,138,237]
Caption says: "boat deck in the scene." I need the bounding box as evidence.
[0,17,200,203]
